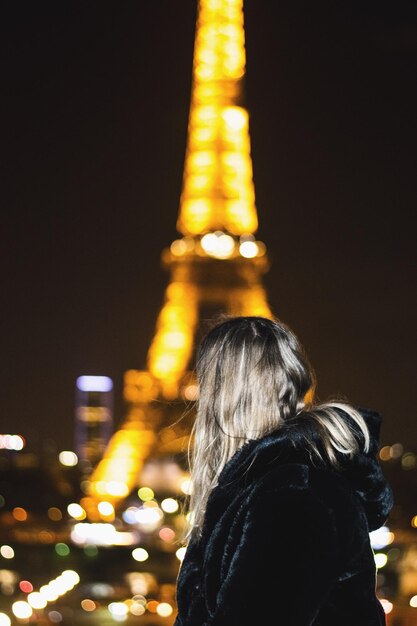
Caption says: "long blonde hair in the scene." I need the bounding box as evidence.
[184,315,371,545]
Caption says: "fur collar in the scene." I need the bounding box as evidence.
[201,406,394,540]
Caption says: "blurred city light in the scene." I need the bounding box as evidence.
[0,435,25,451]
[76,376,113,392]
[380,599,394,614]
[71,522,137,546]
[59,451,78,467]
[0,546,14,560]
[27,592,47,609]
[138,487,154,502]
[370,526,395,549]
[176,547,187,561]
[12,601,33,619]
[374,553,388,569]
[156,602,173,617]
[132,548,149,562]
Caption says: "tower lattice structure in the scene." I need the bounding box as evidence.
[86,0,276,516]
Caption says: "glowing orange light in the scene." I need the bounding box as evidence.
[177,0,258,237]
[379,446,391,461]
[81,599,96,612]
[146,600,159,613]
[12,507,27,522]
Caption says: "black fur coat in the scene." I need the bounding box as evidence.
[173,407,394,626]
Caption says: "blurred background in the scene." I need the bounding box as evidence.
[1,1,416,625]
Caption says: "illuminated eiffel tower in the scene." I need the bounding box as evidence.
[87,0,276,515]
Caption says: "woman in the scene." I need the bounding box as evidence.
[173,315,394,626]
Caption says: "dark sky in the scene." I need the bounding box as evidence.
[1,1,416,451]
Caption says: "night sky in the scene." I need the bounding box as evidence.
[2,1,416,451]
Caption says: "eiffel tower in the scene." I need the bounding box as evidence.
[86,0,276,515]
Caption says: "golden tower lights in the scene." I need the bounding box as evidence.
[87,0,274,515]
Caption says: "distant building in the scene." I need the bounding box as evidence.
[75,376,113,470]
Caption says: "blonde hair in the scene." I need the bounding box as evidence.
[184,315,371,545]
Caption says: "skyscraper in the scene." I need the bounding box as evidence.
[75,375,113,470]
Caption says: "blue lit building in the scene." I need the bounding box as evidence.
[75,375,113,470]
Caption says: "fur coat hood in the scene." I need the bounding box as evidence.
[174,406,394,626]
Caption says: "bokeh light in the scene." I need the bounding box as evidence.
[161,498,179,513]
[132,548,149,562]
[0,546,14,560]
[12,601,33,619]
[58,451,78,467]
[156,602,173,617]
[19,580,33,593]
[138,487,154,502]
[81,599,96,612]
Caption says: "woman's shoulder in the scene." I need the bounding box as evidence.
[242,461,368,567]
[249,456,354,504]
[246,460,366,544]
